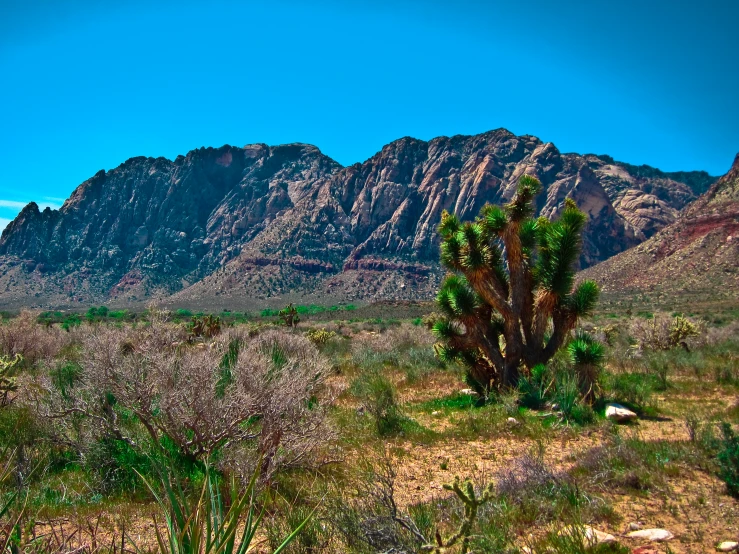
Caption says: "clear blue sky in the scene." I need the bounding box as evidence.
[1,0,737,231]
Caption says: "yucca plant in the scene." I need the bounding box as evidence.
[568,331,605,405]
[433,175,599,392]
[138,460,315,554]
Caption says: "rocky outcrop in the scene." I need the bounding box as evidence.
[580,153,739,307]
[0,129,717,308]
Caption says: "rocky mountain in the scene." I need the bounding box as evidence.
[0,129,717,309]
[580,152,739,309]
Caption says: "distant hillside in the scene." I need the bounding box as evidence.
[580,153,739,310]
[0,129,717,309]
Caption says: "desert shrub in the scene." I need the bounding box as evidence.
[528,527,629,554]
[496,453,598,525]
[602,372,657,413]
[353,373,404,436]
[305,328,336,347]
[40,320,333,481]
[0,311,67,368]
[718,422,739,497]
[61,313,81,331]
[631,313,704,352]
[518,363,551,409]
[646,351,670,390]
[329,454,442,553]
[553,373,594,426]
[573,434,705,494]
[349,324,443,384]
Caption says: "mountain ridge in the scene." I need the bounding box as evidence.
[0,128,719,309]
[580,152,739,309]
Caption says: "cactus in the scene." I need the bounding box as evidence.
[189,314,222,340]
[421,476,494,554]
[0,354,22,407]
[433,175,599,392]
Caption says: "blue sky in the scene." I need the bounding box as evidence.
[1,0,737,231]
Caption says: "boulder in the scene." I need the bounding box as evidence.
[606,403,638,422]
[718,542,739,552]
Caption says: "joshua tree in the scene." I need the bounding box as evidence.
[279,303,300,327]
[433,175,599,392]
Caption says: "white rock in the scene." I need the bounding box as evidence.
[432,411,441,416]
[459,388,477,395]
[626,528,674,541]
[718,542,739,552]
[560,525,616,545]
[507,417,519,425]
[629,522,643,531]
[606,403,638,422]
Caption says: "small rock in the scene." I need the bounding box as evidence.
[626,528,674,542]
[551,403,560,411]
[507,417,519,425]
[632,548,659,554]
[459,388,477,395]
[606,403,638,422]
[718,542,739,552]
[432,410,441,416]
[629,522,643,531]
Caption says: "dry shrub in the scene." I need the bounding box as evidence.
[630,313,705,352]
[0,310,68,367]
[40,319,333,480]
[351,323,433,355]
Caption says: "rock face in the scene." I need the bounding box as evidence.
[0,129,717,309]
[581,152,739,308]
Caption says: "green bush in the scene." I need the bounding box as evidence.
[718,422,739,497]
[518,363,550,409]
[353,373,404,436]
[61,314,81,331]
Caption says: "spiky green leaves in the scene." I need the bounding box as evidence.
[431,319,461,340]
[436,275,479,318]
[480,205,507,235]
[568,332,605,367]
[536,199,588,297]
[506,174,542,222]
[568,280,599,318]
[439,218,505,275]
[438,210,461,239]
